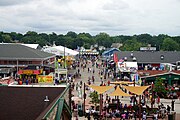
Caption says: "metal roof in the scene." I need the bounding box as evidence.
[0,44,55,60]
[0,86,66,120]
[116,51,180,64]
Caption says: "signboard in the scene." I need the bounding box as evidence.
[22,70,33,74]
[38,75,53,83]
[55,69,67,75]
[140,47,156,51]
[117,62,138,72]
[18,70,42,75]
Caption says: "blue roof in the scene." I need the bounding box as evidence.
[102,48,120,56]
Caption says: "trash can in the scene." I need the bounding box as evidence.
[168,112,176,120]
[78,109,83,117]
[168,114,173,120]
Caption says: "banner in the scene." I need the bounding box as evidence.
[38,75,53,83]
[113,53,118,63]
[117,62,138,72]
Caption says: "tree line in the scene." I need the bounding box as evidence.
[0,31,180,51]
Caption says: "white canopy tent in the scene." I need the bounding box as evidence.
[42,46,79,56]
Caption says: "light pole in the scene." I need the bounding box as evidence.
[151,82,154,108]
[83,83,86,116]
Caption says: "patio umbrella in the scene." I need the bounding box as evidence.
[109,86,132,97]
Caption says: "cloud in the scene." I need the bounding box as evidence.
[0,0,180,36]
[0,0,35,6]
[103,0,129,10]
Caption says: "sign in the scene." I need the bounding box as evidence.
[117,62,138,72]
[38,75,53,83]
[130,74,139,82]
[18,70,41,75]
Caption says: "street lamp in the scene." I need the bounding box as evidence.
[151,82,154,108]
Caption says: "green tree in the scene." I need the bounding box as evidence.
[162,38,179,51]
[49,32,58,45]
[89,91,100,106]
[0,32,3,42]
[95,32,111,48]
[9,32,23,41]
[154,78,167,97]
[136,33,152,44]
[76,33,94,49]
[121,39,142,51]
[66,31,77,38]
[2,34,13,43]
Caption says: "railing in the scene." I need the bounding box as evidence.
[43,84,71,120]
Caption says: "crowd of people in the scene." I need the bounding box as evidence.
[70,55,178,120]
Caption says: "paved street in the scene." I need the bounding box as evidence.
[71,59,180,120]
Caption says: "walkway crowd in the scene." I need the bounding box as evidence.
[71,55,178,120]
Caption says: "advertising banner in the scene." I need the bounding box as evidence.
[38,75,53,83]
[117,62,138,72]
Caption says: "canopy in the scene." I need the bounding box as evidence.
[110,81,134,85]
[43,46,79,56]
[88,85,113,94]
[109,87,132,97]
[122,85,151,95]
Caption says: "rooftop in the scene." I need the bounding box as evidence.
[0,85,66,120]
[116,51,180,64]
[0,44,55,60]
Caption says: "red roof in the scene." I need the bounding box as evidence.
[172,70,180,74]
[138,70,180,78]
[138,70,168,77]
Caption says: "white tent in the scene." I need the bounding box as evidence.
[42,46,79,56]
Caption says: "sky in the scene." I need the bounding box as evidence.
[0,0,180,36]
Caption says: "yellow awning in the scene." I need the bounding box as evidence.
[88,85,113,94]
[109,87,132,97]
[122,85,151,95]
[110,81,134,85]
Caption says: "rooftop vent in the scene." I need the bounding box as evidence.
[124,57,127,61]
[44,96,50,102]
[130,52,134,57]
[160,55,164,60]
[133,57,136,61]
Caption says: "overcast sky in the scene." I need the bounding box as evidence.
[0,0,180,36]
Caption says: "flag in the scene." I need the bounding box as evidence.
[119,58,124,64]
[55,60,59,69]
[113,53,118,63]
[77,46,80,51]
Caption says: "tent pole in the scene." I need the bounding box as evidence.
[64,45,66,69]
[83,83,86,116]
[139,95,141,120]
[100,94,102,120]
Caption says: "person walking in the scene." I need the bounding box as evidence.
[142,111,147,120]
[171,99,175,111]
[167,105,171,114]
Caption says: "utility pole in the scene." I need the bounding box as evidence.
[83,83,86,116]
[64,45,66,69]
